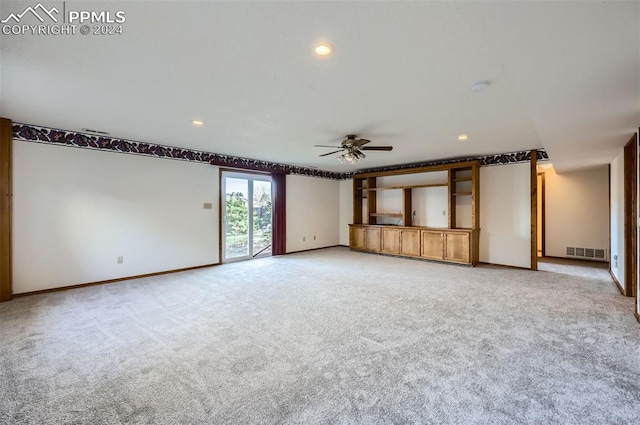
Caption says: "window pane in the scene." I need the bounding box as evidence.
[225,178,249,259]
[252,180,272,256]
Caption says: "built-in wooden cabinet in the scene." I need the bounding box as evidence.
[421,230,445,260]
[350,225,479,265]
[381,227,421,257]
[444,231,471,263]
[350,226,366,250]
[381,228,401,254]
[349,161,480,266]
[365,227,381,252]
[350,225,383,253]
[420,229,477,264]
[400,228,421,257]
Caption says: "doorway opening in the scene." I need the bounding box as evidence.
[222,171,272,262]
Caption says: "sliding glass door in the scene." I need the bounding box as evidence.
[222,172,272,262]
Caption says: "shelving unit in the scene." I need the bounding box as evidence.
[368,183,448,190]
[350,161,480,266]
[447,163,479,230]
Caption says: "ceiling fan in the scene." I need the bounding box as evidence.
[314,135,393,164]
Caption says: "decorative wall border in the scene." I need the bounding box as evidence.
[13,123,548,180]
[12,123,344,179]
[348,149,549,176]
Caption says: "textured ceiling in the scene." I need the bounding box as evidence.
[1,1,638,172]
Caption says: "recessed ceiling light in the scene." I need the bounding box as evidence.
[471,81,490,92]
[314,42,333,56]
[192,120,204,127]
[458,134,469,141]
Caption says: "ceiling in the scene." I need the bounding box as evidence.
[1,1,638,173]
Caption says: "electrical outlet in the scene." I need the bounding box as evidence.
[314,235,316,240]
[117,256,123,264]
[303,236,306,242]
[442,210,446,216]
[203,202,212,210]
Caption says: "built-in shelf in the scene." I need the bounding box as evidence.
[351,161,480,266]
[368,183,447,191]
[397,183,448,189]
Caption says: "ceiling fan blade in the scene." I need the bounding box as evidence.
[352,138,371,147]
[314,144,342,148]
[362,146,393,151]
[319,150,344,157]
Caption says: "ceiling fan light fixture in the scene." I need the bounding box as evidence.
[338,149,365,164]
[319,134,389,163]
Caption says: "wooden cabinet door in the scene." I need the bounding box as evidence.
[400,229,421,257]
[381,228,401,254]
[350,226,366,250]
[365,227,381,252]
[421,231,444,260]
[444,232,470,264]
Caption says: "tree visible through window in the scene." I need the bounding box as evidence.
[224,178,272,259]
[253,185,272,247]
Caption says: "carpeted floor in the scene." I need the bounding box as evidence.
[1,247,639,424]
[538,256,609,278]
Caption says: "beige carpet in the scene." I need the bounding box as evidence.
[1,247,639,424]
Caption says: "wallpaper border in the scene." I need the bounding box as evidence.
[12,123,548,179]
[352,149,549,175]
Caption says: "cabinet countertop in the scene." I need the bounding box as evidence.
[349,224,478,232]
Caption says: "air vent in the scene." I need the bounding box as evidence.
[81,128,110,135]
[565,246,608,262]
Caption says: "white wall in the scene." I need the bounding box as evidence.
[610,151,625,286]
[12,142,219,294]
[479,163,531,268]
[542,165,609,259]
[377,171,449,227]
[339,179,352,245]
[286,175,339,252]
